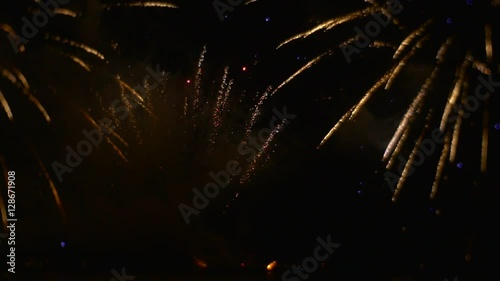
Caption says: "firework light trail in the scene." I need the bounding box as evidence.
[103,1,179,9]
[240,120,288,184]
[277,7,378,49]
[208,67,232,148]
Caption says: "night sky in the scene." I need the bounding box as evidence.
[0,0,500,280]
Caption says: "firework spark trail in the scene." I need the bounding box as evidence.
[391,111,432,202]
[449,105,464,163]
[115,77,156,118]
[31,146,67,222]
[439,56,472,131]
[365,0,401,27]
[0,157,9,231]
[481,105,489,173]
[473,60,491,75]
[245,0,258,4]
[385,34,430,90]
[271,50,331,96]
[0,24,25,52]
[32,0,79,17]
[240,120,287,184]
[485,24,493,63]
[193,46,207,120]
[208,67,232,147]
[245,86,272,139]
[317,105,356,149]
[393,19,433,60]
[383,39,451,161]
[386,125,411,169]
[0,90,13,121]
[392,110,432,199]
[370,41,397,49]
[277,7,377,49]
[45,34,106,60]
[104,1,179,9]
[0,67,49,122]
[183,97,188,117]
[430,132,452,199]
[59,51,92,72]
[350,69,393,120]
[81,110,128,147]
[80,110,128,162]
[54,8,78,17]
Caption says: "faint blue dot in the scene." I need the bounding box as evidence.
[265,17,270,22]
[457,162,463,168]
[494,123,500,130]
[297,56,301,60]
[429,208,434,212]
[60,242,66,248]
[360,181,364,185]
[357,190,362,194]
[447,18,453,24]
[466,0,473,5]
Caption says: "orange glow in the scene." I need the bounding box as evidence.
[266,260,277,271]
[193,257,207,269]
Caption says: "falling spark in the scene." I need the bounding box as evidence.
[392,125,425,201]
[386,125,410,169]
[267,261,278,271]
[209,67,232,147]
[449,108,463,163]
[391,110,432,201]
[245,0,258,4]
[59,51,92,72]
[45,34,106,60]
[0,157,9,230]
[183,96,188,116]
[317,105,356,149]
[193,45,207,117]
[384,40,450,160]
[245,87,272,138]
[0,24,25,52]
[350,69,393,119]
[370,41,397,49]
[271,50,331,96]
[0,90,13,121]
[393,19,433,59]
[54,8,78,17]
[386,34,430,90]
[485,24,493,63]
[104,1,179,9]
[277,7,377,49]
[241,120,287,183]
[31,146,67,222]
[430,132,451,199]
[481,106,489,173]
[439,56,472,131]
[472,60,491,75]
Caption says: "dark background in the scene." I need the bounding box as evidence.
[0,0,499,279]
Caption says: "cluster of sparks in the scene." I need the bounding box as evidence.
[307,1,496,201]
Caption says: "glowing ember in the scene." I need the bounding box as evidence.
[266,260,277,271]
[193,257,207,269]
